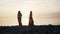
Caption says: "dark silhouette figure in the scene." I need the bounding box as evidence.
[29,11,34,26]
[17,11,22,27]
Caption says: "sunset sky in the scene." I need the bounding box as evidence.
[0,0,60,26]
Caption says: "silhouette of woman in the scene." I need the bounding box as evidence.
[17,11,22,26]
[29,11,34,26]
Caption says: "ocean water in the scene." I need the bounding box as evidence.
[0,17,60,26]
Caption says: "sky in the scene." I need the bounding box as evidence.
[0,0,60,26]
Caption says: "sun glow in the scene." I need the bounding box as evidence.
[19,7,31,25]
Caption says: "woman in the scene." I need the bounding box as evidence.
[17,11,22,26]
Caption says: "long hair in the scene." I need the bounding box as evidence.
[18,11,22,17]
